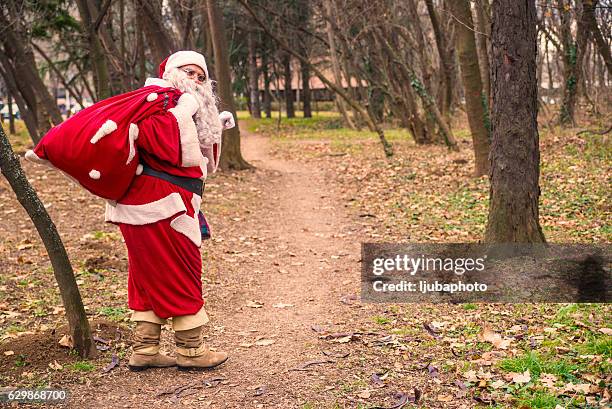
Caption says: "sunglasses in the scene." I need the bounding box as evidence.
[182,68,207,83]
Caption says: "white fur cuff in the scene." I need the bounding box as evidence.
[169,101,202,168]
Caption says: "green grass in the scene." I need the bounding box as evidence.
[67,361,95,372]
[372,315,392,325]
[500,352,580,382]
[550,303,605,327]
[14,354,28,367]
[516,390,562,408]
[578,334,611,358]
[98,306,128,322]
[462,303,477,310]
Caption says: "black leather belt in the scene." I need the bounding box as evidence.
[141,163,204,197]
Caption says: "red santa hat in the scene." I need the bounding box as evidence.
[158,50,209,79]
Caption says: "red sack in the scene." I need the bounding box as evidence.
[25,86,182,200]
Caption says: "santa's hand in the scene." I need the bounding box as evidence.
[219,111,235,130]
[176,93,199,116]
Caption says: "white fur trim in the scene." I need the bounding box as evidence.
[126,123,139,165]
[169,194,202,247]
[89,169,101,179]
[163,50,209,80]
[104,192,186,225]
[191,193,202,213]
[136,164,143,175]
[198,157,208,181]
[146,93,158,102]
[170,214,201,247]
[25,150,52,167]
[169,95,203,167]
[144,77,173,88]
[90,120,117,144]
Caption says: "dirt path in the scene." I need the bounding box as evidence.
[66,131,364,408]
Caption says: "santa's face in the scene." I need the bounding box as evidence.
[179,64,207,85]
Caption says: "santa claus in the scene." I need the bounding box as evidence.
[27,50,233,371]
[115,51,233,371]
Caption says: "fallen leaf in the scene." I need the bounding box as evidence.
[246,300,264,308]
[58,334,73,348]
[371,372,387,388]
[598,327,612,335]
[423,322,441,339]
[357,390,371,399]
[507,370,531,384]
[334,335,353,343]
[539,373,558,388]
[490,380,506,389]
[563,383,593,394]
[437,394,453,402]
[426,363,439,377]
[479,326,511,349]
[49,360,63,370]
[102,354,119,373]
[464,370,478,382]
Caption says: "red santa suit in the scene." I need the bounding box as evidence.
[26,51,227,330]
[104,79,212,326]
[104,56,224,329]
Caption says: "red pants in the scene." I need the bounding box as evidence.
[119,218,203,319]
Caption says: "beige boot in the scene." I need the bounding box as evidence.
[128,321,176,371]
[175,326,228,371]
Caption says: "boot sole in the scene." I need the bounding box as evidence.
[128,364,176,372]
[128,365,149,372]
[177,356,229,371]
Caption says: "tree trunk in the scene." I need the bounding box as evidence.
[0,125,96,357]
[0,59,40,143]
[323,0,356,128]
[247,30,261,118]
[262,52,272,118]
[558,0,579,125]
[474,0,491,104]
[450,0,490,176]
[7,91,15,134]
[283,53,295,118]
[206,0,250,170]
[485,0,545,243]
[75,0,111,100]
[425,0,453,118]
[136,0,176,65]
[301,59,311,118]
[582,0,611,76]
[0,13,63,129]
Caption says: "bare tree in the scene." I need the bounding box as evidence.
[449,0,490,176]
[207,0,251,170]
[485,0,546,243]
[0,125,96,357]
[247,29,261,118]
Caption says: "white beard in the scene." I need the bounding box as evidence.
[163,67,222,146]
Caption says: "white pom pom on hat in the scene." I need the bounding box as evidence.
[159,50,209,80]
